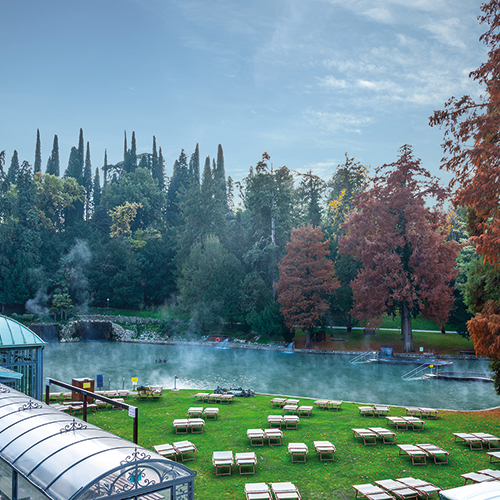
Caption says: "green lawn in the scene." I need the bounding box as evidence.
[87,390,500,499]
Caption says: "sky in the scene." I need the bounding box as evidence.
[0,0,487,196]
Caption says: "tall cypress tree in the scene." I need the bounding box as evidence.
[214,144,227,209]
[64,147,83,183]
[130,131,137,173]
[7,151,20,184]
[34,129,42,173]
[158,147,165,190]
[189,143,200,186]
[77,128,84,171]
[151,136,165,189]
[46,135,60,176]
[93,167,101,207]
[122,130,130,173]
[166,150,189,225]
[83,142,93,220]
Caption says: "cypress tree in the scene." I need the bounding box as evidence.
[34,129,42,173]
[138,154,150,171]
[189,143,200,186]
[7,150,20,184]
[103,149,108,186]
[77,128,84,171]
[130,131,137,172]
[214,144,228,210]
[83,142,93,220]
[93,167,101,207]
[64,147,83,183]
[46,135,60,176]
[123,130,129,173]
[158,147,165,190]
[151,136,165,189]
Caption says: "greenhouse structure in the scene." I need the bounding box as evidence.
[0,315,45,399]
[0,383,196,500]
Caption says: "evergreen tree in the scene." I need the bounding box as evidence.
[83,142,93,220]
[122,130,130,173]
[166,149,189,225]
[7,150,20,184]
[138,154,150,171]
[93,167,101,208]
[214,144,227,210]
[189,143,200,186]
[46,135,60,176]
[158,147,165,190]
[130,131,137,172]
[64,147,84,223]
[102,149,108,186]
[151,136,165,189]
[34,129,42,173]
[77,128,84,172]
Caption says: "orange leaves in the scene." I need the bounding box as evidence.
[468,299,500,358]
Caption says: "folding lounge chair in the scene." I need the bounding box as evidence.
[285,398,299,405]
[359,406,375,417]
[188,418,205,434]
[352,428,377,445]
[353,483,395,500]
[220,394,234,404]
[478,468,500,480]
[267,415,284,428]
[208,393,222,403]
[235,452,257,475]
[297,405,313,417]
[247,429,265,446]
[314,399,329,410]
[397,444,428,465]
[284,415,299,430]
[187,407,203,417]
[244,482,271,500]
[488,451,500,463]
[405,407,422,417]
[203,407,219,420]
[369,427,396,444]
[402,417,424,431]
[271,397,287,408]
[194,392,210,402]
[313,440,336,461]
[415,444,449,464]
[460,471,496,485]
[374,405,390,418]
[283,404,298,415]
[472,432,500,450]
[386,417,408,431]
[173,419,190,434]
[419,407,438,419]
[153,443,178,461]
[397,477,441,500]
[453,432,483,450]
[375,479,419,500]
[287,443,308,463]
[264,428,283,446]
[173,440,197,462]
[270,482,302,500]
[212,451,234,476]
[326,400,342,411]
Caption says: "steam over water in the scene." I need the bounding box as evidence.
[44,341,500,410]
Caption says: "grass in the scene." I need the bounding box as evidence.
[87,389,500,500]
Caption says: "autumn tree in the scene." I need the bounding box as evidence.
[275,225,339,348]
[340,146,460,352]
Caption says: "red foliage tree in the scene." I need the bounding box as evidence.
[339,146,460,352]
[275,225,339,348]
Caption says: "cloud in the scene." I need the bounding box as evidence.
[303,109,373,134]
[423,17,467,49]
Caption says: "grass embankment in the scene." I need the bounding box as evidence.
[88,390,499,500]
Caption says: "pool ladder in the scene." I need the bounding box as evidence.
[349,351,379,364]
[401,364,433,381]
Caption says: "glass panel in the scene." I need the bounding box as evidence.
[17,476,49,500]
[0,459,12,500]
[138,487,171,499]
[175,482,190,500]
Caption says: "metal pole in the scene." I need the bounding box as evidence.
[133,408,139,444]
[83,393,88,422]
[45,379,50,405]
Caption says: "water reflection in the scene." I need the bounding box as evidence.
[43,341,500,410]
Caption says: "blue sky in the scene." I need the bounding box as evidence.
[0,0,486,194]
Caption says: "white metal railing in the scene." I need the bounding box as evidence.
[349,351,379,364]
[401,364,431,381]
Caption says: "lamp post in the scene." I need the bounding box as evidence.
[173,376,179,391]
[107,298,109,314]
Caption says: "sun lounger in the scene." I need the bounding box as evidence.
[386,417,408,431]
[415,444,449,464]
[154,443,178,461]
[374,405,390,417]
[353,483,395,500]
[286,398,299,405]
[173,440,197,462]
[244,482,271,500]
[264,428,283,446]
[270,482,302,500]
[488,451,500,463]
[220,394,234,404]
[313,440,336,461]
[368,427,396,444]
[460,472,496,485]
[235,452,257,475]
[283,404,298,415]
[150,386,162,398]
[397,477,441,500]
[247,429,265,446]
[297,405,313,417]
[212,450,234,476]
[375,479,419,500]
[203,407,219,420]
[208,393,222,403]
[188,418,205,433]
[314,399,329,410]
[271,397,287,408]
[352,428,378,446]
[187,406,203,417]
[419,408,438,419]
[326,400,342,411]
[478,469,500,480]
[397,444,428,465]
[173,419,190,434]
[244,483,271,500]
[405,407,422,417]
[359,406,375,417]
[284,415,300,429]
[453,432,483,450]
[402,417,424,431]
[471,432,500,450]
[268,415,284,428]
[194,392,210,402]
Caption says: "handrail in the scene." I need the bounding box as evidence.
[349,351,378,364]
[401,364,432,381]
[45,377,139,443]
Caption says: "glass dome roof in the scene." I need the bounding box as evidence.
[0,383,195,500]
[0,315,45,348]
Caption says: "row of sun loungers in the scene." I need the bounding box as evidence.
[212,451,258,476]
[404,407,439,419]
[268,415,300,429]
[313,399,342,410]
[460,469,500,484]
[173,418,205,434]
[354,477,441,500]
[186,406,219,419]
[154,440,198,462]
[452,432,500,450]
[386,416,425,431]
[397,444,449,465]
[359,405,391,417]
[352,427,397,445]
[193,392,235,403]
[245,482,301,500]
[247,428,284,446]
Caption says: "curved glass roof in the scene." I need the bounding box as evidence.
[0,315,45,348]
[0,384,195,500]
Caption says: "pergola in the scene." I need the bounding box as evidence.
[0,315,45,399]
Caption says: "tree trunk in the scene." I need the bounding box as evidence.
[346,315,352,333]
[305,328,312,348]
[401,301,413,353]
